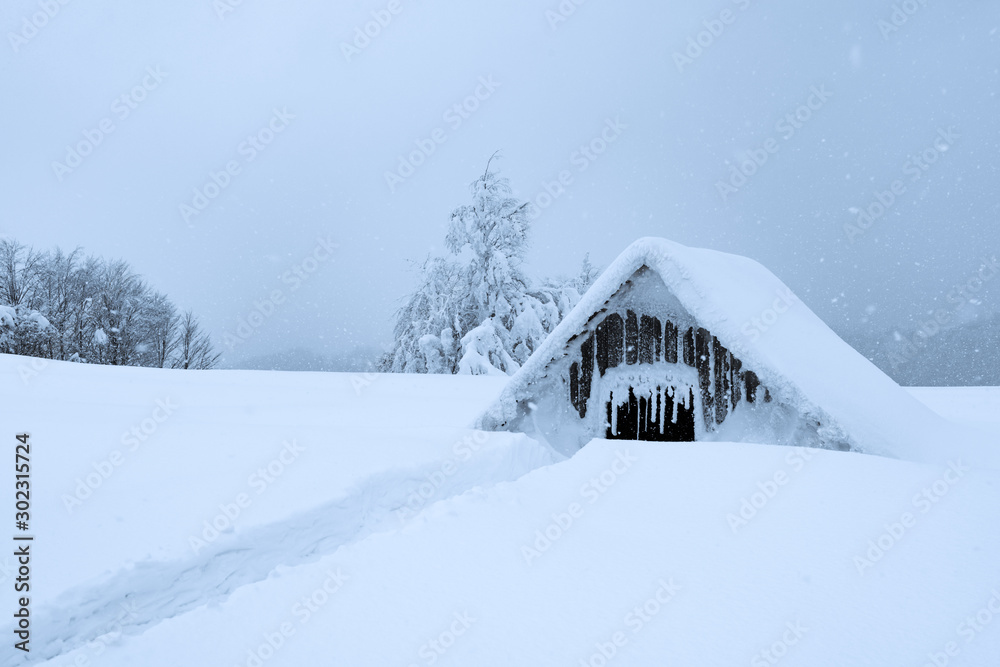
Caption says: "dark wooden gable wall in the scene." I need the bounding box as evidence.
[566,307,768,438]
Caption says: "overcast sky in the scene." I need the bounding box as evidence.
[2,0,998,365]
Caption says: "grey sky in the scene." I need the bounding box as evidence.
[2,0,998,365]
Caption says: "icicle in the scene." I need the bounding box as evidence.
[658,387,665,434]
[610,391,618,436]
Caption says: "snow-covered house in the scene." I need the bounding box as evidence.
[477,238,959,459]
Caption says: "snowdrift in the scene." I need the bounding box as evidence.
[5,354,998,666]
[33,439,1000,667]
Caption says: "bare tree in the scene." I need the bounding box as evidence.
[90,260,149,365]
[145,292,178,368]
[0,239,43,307]
[172,310,220,370]
[0,239,219,370]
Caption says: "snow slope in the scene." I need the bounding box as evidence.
[32,442,1000,667]
[2,355,998,666]
[0,355,544,664]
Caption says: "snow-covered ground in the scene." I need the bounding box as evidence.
[5,354,999,666]
[908,387,1000,429]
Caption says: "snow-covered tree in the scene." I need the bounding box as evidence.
[385,256,463,373]
[385,155,588,375]
[443,154,535,374]
[445,153,531,333]
[457,319,516,375]
[143,292,179,368]
[0,305,53,358]
[575,252,600,293]
[0,238,219,369]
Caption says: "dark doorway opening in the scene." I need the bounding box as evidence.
[605,386,696,441]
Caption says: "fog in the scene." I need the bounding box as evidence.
[2,0,997,372]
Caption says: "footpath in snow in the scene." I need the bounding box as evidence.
[4,354,999,666]
[25,431,556,665]
[34,439,1000,667]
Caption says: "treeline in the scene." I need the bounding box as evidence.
[0,239,219,369]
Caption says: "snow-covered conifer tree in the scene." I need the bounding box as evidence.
[575,252,600,293]
[445,153,533,374]
[385,256,462,373]
[385,155,587,375]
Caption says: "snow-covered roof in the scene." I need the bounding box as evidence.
[477,237,975,464]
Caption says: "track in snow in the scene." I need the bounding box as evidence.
[25,435,558,666]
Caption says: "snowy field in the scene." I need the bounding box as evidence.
[5,354,1000,666]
